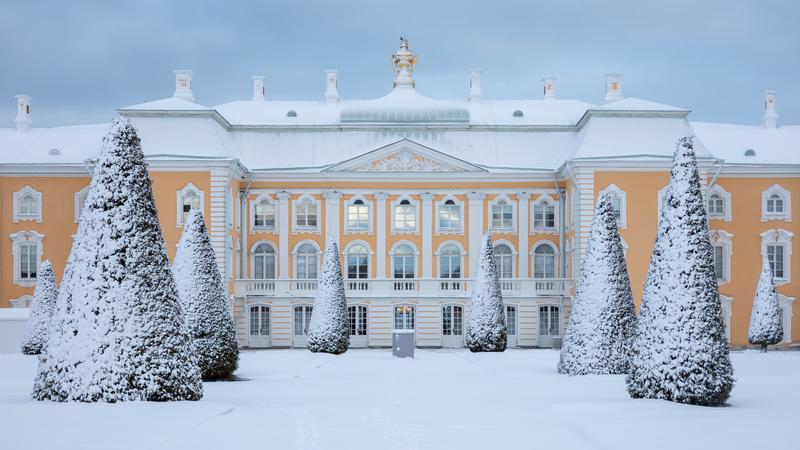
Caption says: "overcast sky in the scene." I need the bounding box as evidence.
[1,0,798,127]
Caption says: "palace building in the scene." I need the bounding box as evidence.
[1,39,797,348]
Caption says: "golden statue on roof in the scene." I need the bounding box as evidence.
[391,37,418,88]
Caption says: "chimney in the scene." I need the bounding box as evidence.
[541,76,556,99]
[324,70,339,103]
[468,69,483,102]
[252,76,265,101]
[14,95,32,132]
[603,73,623,103]
[762,90,778,129]
[173,70,195,101]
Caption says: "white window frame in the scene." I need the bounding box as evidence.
[706,185,732,222]
[391,194,420,235]
[343,240,373,279]
[657,185,669,216]
[74,185,90,223]
[435,195,464,235]
[710,230,733,285]
[777,294,795,343]
[250,193,278,233]
[720,295,733,343]
[532,193,559,234]
[761,184,791,222]
[13,185,43,223]
[250,240,278,279]
[9,230,44,287]
[390,241,419,280]
[292,240,321,279]
[436,241,466,278]
[492,240,517,279]
[292,194,322,234]
[347,304,369,337]
[488,194,516,233]
[345,194,374,235]
[760,229,793,285]
[176,183,204,226]
[599,184,627,229]
[531,240,559,279]
[9,295,34,308]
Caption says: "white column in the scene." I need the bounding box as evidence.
[467,192,486,276]
[277,191,291,279]
[517,191,530,278]
[375,192,387,278]
[421,192,434,278]
[324,191,341,246]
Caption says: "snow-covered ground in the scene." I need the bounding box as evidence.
[0,349,796,450]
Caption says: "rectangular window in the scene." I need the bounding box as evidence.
[713,245,724,280]
[767,244,785,279]
[296,203,318,228]
[394,204,416,231]
[19,242,37,280]
[491,203,514,229]
[347,204,370,231]
[254,202,276,229]
[438,203,461,231]
[534,204,556,229]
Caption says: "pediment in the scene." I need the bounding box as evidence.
[325,139,485,173]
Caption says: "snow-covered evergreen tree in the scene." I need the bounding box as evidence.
[307,239,349,354]
[173,209,239,379]
[748,259,783,352]
[558,194,636,375]
[32,116,202,402]
[626,136,734,406]
[21,261,58,355]
[466,235,507,352]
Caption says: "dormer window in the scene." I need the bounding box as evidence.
[744,149,756,157]
[512,110,524,117]
[287,110,297,117]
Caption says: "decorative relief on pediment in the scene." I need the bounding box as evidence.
[353,150,459,172]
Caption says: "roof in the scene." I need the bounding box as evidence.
[691,122,800,165]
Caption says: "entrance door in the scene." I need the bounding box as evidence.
[538,305,560,348]
[394,305,415,330]
[441,304,464,348]
[348,305,368,348]
[249,305,271,348]
[505,305,517,348]
[293,305,313,348]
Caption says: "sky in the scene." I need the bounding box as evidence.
[1,0,798,127]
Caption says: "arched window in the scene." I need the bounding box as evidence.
[762,185,791,222]
[252,243,276,279]
[438,243,462,279]
[393,198,417,232]
[767,194,784,214]
[708,194,724,216]
[74,186,90,223]
[20,195,37,216]
[761,229,793,283]
[437,198,462,232]
[254,198,276,230]
[493,243,514,279]
[295,243,319,279]
[599,184,626,228]
[346,197,370,232]
[392,243,416,279]
[346,244,370,290]
[10,231,44,286]
[13,186,42,222]
[533,243,557,278]
[177,184,203,225]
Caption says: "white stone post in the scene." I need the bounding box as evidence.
[517,191,530,278]
[421,192,435,278]
[375,192,387,278]
[324,191,341,246]
[277,191,291,280]
[467,192,486,276]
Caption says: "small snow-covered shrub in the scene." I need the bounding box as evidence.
[626,136,734,406]
[21,261,58,355]
[173,209,239,379]
[558,194,636,375]
[307,240,349,354]
[748,259,783,352]
[32,116,202,402]
[466,235,507,352]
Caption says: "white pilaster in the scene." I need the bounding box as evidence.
[278,191,291,279]
[467,192,486,276]
[324,191,341,246]
[517,191,531,278]
[421,192,435,278]
[375,192,387,278]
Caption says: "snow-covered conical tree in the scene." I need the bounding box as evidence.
[173,209,239,379]
[748,259,783,352]
[626,136,734,406]
[21,261,58,355]
[32,116,202,402]
[466,235,507,352]
[558,194,636,375]
[307,239,349,354]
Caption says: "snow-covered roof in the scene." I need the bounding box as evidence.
[120,97,210,111]
[691,122,800,165]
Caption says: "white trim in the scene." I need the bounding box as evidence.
[619,236,629,259]
[531,193,559,234]
[710,230,733,285]
[9,230,44,287]
[720,295,733,343]
[292,193,322,234]
[777,294,795,343]
[12,185,42,223]
[706,184,732,222]
[9,295,33,308]
[491,239,517,278]
[435,194,464,235]
[176,182,204,226]
[292,239,321,280]
[74,185,90,223]
[343,240,373,278]
[488,193,517,234]
[250,193,278,234]
[761,184,791,222]
[390,194,420,235]
[657,185,668,216]
[249,240,278,279]
[598,184,626,229]
[760,229,793,285]
[344,194,374,235]
[531,239,559,278]
[435,240,466,278]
